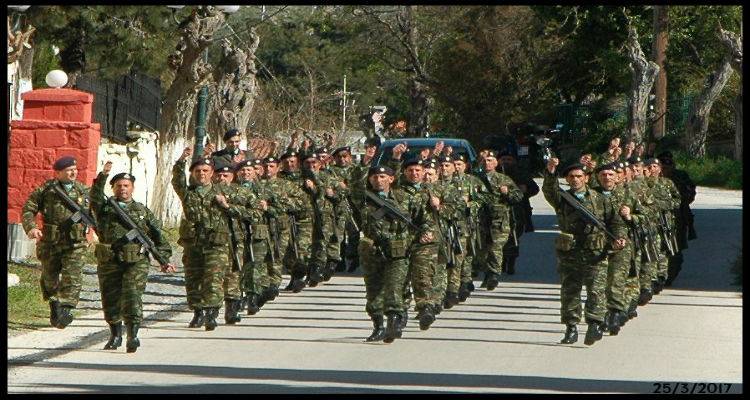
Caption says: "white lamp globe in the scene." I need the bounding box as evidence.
[217,5,240,14]
[45,70,68,88]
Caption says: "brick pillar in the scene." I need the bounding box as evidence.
[7,88,101,260]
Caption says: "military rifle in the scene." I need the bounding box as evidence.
[364,190,419,230]
[288,213,300,260]
[658,212,677,257]
[52,182,97,230]
[500,165,519,248]
[558,189,619,241]
[106,197,169,266]
[225,212,243,272]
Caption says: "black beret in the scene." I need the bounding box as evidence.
[595,163,616,174]
[213,161,233,173]
[627,156,643,164]
[280,151,298,160]
[316,147,330,155]
[644,158,660,166]
[332,146,351,156]
[189,158,213,171]
[364,136,381,147]
[453,154,467,162]
[402,158,424,169]
[109,172,135,185]
[482,150,498,159]
[424,161,438,170]
[251,158,264,166]
[438,155,453,163]
[53,156,77,171]
[223,129,240,141]
[368,166,395,177]
[561,163,586,176]
[234,159,255,172]
[302,153,319,162]
[263,156,279,164]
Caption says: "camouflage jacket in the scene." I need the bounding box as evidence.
[477,170,524,222]
[22,179,92,245]
[89,172,172,262]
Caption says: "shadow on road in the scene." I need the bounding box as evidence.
[13,362,743,393]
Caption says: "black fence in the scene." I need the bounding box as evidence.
[75,72,161,143]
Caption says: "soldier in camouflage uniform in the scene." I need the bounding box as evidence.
[593,162,642,335]
[22,156,92,330]
[313,147,346,282]
[298,153,331,288]
[209,129,249,166]
[658,152,696,286]
[350,165,435,343]
[623,156,649,320]
[172,148,251,331]
[279,150,302,182]
[542,158,628,346]
[329,146,360,274]
[498,151,540,275]
[452,154,484,300]
[475,150,524,291]
[90,162,175,352]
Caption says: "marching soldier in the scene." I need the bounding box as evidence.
[22,156,93,329]
[279,150,302,182]
[90,162,175,352]
[350,165,435,343]
[542,158,628,346]
[329,146,360,273]
[452,154,484,299]
[658,152,696,286]
[209,128,249,166]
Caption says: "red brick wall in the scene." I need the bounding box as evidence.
[7,89,101,225]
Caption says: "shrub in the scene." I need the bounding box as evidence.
[671,151,742,190]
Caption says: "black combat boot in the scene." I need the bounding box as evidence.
[188,309,205,328]
[204,308,219,331]
[638,288,653,306]
[485,272,500,291]
[103,322,123,350]
[400,310,408,331]
[323,259,338,281]
[335,258,346,272]
[417,305,436,331]
[49,301,61,327]
[383,313,403,343]
[232,300,243,323]
[443,292,459,309]
[479,273,489,288]
[505,256,517,275]
[560,324,578,344]
[458,282,471,303]
[125,323,140,353]
[257,288,270,308]
[306,264,325,287]
[600,312,610,333]
[366,315,386,342]
[347,257,359,273]
[224,299,235,324]
[267,285,280,301]
[652,279,663,295]
[583,322,604,346]
[606,309,623,336]
[627,300,638,320]
[246,294,260,315]
[289,270,307,293]
[55,306,74,329]
[467,281,475,292]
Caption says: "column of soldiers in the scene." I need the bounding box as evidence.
[21,128,695,349]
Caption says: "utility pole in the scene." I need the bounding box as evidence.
[193,49,209,162]
[335,74,356,137]
[652,5,669,140]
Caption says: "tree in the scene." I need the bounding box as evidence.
[624,20,659,144]
[717,26,742,160]
[651,5,669,140]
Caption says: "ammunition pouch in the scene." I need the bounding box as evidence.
[386,238,408,259]
[251,224,269,240]
[582,233,607,251]
[118,243,144,263]
[68,224,87,242]
[207,230,230,246]
[41,224,60,243]
[555,233,576,252]
[94,243,114,263]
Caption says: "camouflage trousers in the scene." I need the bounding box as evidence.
[605,246,633,312]
[477,220,511,275]
[242,239,270,295]
[556,250,608,325]
[360,237,410,317]
[97,258,149,325]
[446,234,472,293]
[223,243,243,301]
[266,223,288,287]
[407,241,439,312]
[341,220,360,261]
[182,244,229,309]
[286,218,314,279]
[37,242,87,308]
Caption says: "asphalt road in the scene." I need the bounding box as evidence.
[7,180,743,393]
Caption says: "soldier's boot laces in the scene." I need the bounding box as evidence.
[583,322,604,346]
[188,309,205,328]
[103,322,123,350]
[418,306,436,331]
[458,282,471,302]
[125,323,140,353]
[383,313,402,343]
[443,292,459,309]
[246,294,260,315]
[560,324,578,344]
[49,301,61,327]
[204,308,219,331]
[366,315,386,342]
[55,306,74,329]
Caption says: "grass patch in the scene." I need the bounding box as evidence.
[8,262,52,332]
[672,151,743,190]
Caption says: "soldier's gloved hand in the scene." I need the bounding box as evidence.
[419,232,434,244]
[612,238,627,250]
[160,263,177,273]
[28,228,43,241]
[499,185,509,195]
[102,161,112,175]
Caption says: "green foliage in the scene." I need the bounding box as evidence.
[31,39,62,88]
[672,150,742,189]
[8,262,50,332]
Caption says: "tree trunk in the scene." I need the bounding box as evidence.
[150,6,226,225]
[625,23,660,144]
[408,77,431,137]
[206,28,261,153]
[685,60,733,158]
[651,6,669,140]
[718,26,742,160]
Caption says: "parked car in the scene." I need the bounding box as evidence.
[372,138,478,167]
